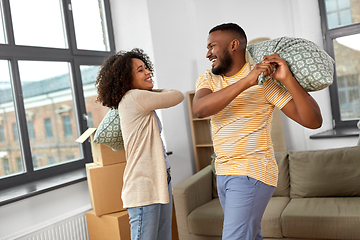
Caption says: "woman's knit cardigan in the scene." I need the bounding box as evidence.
[119,89,184,208]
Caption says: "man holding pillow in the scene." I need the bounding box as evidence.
[193,23,323,240]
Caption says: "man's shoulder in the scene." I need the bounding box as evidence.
[198,69,213,79]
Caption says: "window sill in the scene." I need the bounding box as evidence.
[0,168,87,207]
[310,126,360,139]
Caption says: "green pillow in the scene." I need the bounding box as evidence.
[93,108,124,151]
[246,36,335,92]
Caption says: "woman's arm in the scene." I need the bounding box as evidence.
[136,89,184,112]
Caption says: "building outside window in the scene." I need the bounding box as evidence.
[0,0,115,198]
[44,118,53,139]
[0,125,4,142]
[48,156,55,166]
[15,157,22,172]
[2,158,9,175]
[32,156,37,169]
[62,115,73,138]
[319,0,360,129]
[11,123,18,142]
[27,121,35,141]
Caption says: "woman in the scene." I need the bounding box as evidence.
[95,48,184,240]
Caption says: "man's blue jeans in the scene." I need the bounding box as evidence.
[127,171,172,240]
[217,175,275,240]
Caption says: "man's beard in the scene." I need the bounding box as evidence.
[211,49,233,75]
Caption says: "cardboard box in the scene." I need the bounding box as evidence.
[86,210,130,240]
[86,162,126,216]
[77,128,126,166]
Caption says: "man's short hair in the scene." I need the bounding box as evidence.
[209,23,247,43]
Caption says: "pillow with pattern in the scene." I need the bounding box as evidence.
[246,36,335,92]
[93,108,124,151]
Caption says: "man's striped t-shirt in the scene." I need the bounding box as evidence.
[196,63,292,186]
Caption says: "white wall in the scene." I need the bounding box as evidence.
[0,182,91,239]
[2,0,358,238]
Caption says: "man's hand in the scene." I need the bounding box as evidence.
[261,53,293,85]
[245,62,274,87]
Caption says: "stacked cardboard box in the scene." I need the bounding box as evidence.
[76,128,130,240]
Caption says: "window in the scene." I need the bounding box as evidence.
[0,125,4,142]
[319,0,360,128]
[0,0,115,195]
[32,156,38,169]
[27,121,35,141]
[15,157,22,172]
[71,0,111,51]
[2,158,9,175]
[48,156,56,165]
[44,118,53,139]
[62,115,73,138]
[12,123,18,142]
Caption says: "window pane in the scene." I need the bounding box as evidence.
[338,0,351,9]
[9,0,67,48]
[18,61,82,170]
[339,9,352,26]
[0,1,6,44]
[325,0,360,29]
[0,60,24,178]
[333,33,360,120]
[71,0,110,51]
[80,65,108,127]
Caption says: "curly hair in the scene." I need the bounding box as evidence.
[95,48,154,109]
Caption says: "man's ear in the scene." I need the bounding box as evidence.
[230,39,239,51]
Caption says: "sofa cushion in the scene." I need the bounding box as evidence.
[281,197,360,239]
[272,152,289,197]
[289,146,360,198]
[261,196,290,238]
[188,198,223,237]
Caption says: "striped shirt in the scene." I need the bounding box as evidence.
[195,63,292,186]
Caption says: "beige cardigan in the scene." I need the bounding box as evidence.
[118,89,184,208]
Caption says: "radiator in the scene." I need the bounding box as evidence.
[3,206,91,240]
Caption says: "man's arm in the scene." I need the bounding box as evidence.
[193,64,274,118]
[263,54,322,129]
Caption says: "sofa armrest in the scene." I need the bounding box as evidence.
[173,165,213,238]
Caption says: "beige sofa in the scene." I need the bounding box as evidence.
[173,146,360,240]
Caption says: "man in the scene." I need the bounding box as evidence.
[193,23,322,240]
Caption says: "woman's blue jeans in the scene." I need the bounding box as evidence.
[127,170,172,240]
